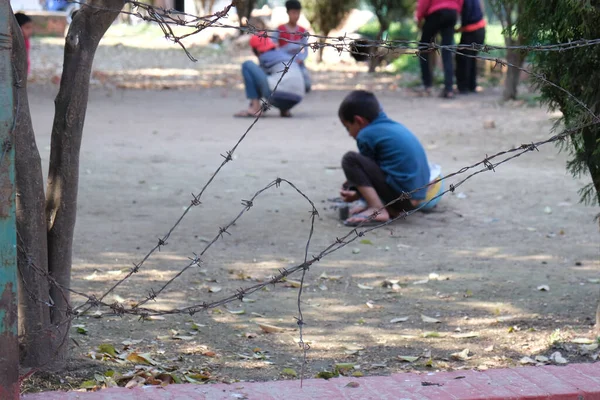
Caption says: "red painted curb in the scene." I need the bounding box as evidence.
[22,362,600,400]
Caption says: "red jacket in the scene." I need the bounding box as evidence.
[416,0,463,21]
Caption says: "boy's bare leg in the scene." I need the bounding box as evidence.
[344,186,390,223]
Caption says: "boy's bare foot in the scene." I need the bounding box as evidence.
[349,204,367,215]
[343,207,390,226]
[234,108,262,118]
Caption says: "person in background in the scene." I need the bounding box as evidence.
[15,12,33,74]
[455,0,486,94]
[234,32,305,118]
[274,0,311,93]
[415,0,463,98]
[337,90,443,227]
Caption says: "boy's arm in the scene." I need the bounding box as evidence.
[356,136,376,160]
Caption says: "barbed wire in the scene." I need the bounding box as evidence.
[27,119,595,320]
[68,0,600,124]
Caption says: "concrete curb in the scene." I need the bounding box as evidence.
[22,362,600,399]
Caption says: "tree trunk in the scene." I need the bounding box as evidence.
[582,129,600,205]
[317,37,326,63]
[235,0,256,27]
[503,43,527,101]
[44,0,125,369]
[367,20,388,74]
[10,14,53,369]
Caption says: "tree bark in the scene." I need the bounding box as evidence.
[502,46,526,101]
[235,0,256,28]
[317,37,326,63]
[44,0,125,369]
[367,19,389,74]
[10,14,53,369]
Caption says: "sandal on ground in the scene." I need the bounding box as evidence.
[343,213,390,227]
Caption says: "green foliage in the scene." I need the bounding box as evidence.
[518,0,600,205]
[365,0,414,22]
[357,19,416,41]
[303,0,358,36]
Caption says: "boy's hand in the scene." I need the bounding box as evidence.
[340,188,359,203]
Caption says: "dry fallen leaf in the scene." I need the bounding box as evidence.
[346,382,360,388]
[550,351,568,364]
[451,349,471,361]
[572,338,595,344]
[173,335,195,341]
[398,355,420,362]
[519,356,536,365]
[343,344,365,353]
[284,279,303,288]
[125,376,146,389]
[582,343,599,352]
[258,323,285,333]
[208,286,222,293]
[452,332,480,339]
[98,344,118,358]
[201,350,217,357]
[421,315,441,324]
[390,317,409,324]
[228,309,246,315]
[126,352,158,366]
[422,331,446,338]
[357,283,374,290]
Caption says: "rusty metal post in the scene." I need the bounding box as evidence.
[0,2,19,399]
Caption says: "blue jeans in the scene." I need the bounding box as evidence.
[299,62,311,93]
[419,9,457,93]
[241,61,298,111]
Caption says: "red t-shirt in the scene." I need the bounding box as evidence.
[277,24,307,47]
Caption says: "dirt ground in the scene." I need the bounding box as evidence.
[21,34,600,393]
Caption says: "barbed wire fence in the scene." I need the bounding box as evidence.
[14,0,600,388]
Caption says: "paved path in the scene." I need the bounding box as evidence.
[22,362,600,399]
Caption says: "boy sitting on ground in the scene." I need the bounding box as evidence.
[235,32,305,118]
[274,0,311,93]
[338,90,442,226]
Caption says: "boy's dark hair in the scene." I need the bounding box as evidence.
[338,90,382,123]
[285,0,302,11]
[15,12,32,26]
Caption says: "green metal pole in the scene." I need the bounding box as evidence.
[0,2,19,399]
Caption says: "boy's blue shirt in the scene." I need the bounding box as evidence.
[356,112,430,200]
